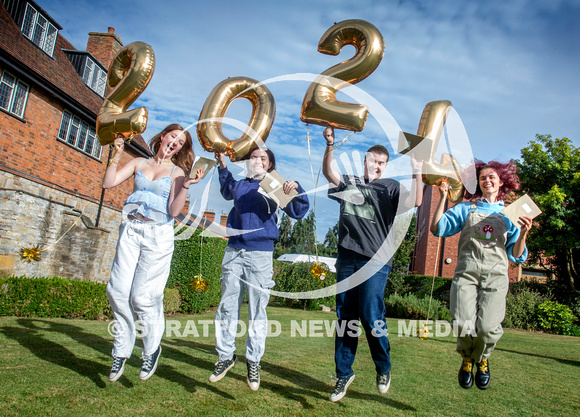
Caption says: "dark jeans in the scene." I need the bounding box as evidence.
[335,248,392,379]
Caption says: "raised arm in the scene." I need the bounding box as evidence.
[322,127,341,188]
[430,181,449,234]
[102,136,140,189]
[403,157,424,209]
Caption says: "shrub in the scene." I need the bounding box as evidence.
[536,300,578,335]
[164,288,182,315]
[385,293,451,321]
[387,274,452,304]
[271,261,336,310]
[503,288,544,330]
[167,228,227,314]
[0,276,112,320]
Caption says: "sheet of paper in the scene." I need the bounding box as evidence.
[397,131,433,162]
[500,194,542,228]
[189,156,216,179]
[259,170,297,209]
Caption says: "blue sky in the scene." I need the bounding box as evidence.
[41,0,580,241]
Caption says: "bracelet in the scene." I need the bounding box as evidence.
[182,184,189,189]
[326,143,334,147]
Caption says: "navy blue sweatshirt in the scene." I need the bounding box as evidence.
[219,167,310,251]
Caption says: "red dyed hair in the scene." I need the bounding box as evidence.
[464,159,520,201]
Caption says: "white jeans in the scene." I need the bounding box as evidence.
[107,220,174,358]
[215,247,274,363]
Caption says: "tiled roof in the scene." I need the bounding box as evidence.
[0,3,150,153]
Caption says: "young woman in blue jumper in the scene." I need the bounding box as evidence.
[430,160,532,390]
[103,124,203,382]
[208,147,309,391]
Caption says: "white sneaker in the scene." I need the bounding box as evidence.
[139,346,161,380]
[377,372,391,394]
[330,374,355,402]
[246,360,261,391]
[109,357,126,382]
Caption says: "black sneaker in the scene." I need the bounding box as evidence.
[475,359,490,390]
[458,355,474,389]
[376,372,391,394]
[330,374,355,402]
[209,354,237,382]
[109,357,126,382]
[139,346,162,381]
[246,360,261,391]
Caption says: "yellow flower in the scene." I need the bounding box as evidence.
[20,245,43,262]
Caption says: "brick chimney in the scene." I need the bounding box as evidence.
[86,27,123,69]
[203,209,215,223]
[220,213,228,227]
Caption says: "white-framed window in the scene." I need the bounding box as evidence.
[57,110,102,159]
[21,3,58,57]
[82,57,107,97]
[0,70,30,118]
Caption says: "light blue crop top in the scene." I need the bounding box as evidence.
[123,159,176,225]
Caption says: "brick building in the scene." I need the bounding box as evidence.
[0,0,152,281]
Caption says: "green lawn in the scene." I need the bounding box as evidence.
[1,305,578,416]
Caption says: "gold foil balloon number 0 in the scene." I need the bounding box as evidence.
[96,41,155,145]
[300,19,385,132]
[197,77,276,162]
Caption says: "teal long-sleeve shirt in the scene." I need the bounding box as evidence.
[433,199,528,264]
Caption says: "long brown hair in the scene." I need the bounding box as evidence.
[149,124,194,174]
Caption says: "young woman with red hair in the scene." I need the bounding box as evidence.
[430,159,533,390]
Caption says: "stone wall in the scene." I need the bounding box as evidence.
[0,171,123,282]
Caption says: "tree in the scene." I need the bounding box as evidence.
[387,214,417,296]
[322,221,339,257]
[516,135,580,295]
[274,213,293,257]
[289,210,317,254]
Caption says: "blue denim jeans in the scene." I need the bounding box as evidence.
[335,248,392,379]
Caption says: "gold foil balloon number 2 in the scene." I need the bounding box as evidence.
[301,19,385,132]
[96,42,155,146]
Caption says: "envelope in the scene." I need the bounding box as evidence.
[189,156,216,179]
[500,194,542,228]
[259,170,298,209]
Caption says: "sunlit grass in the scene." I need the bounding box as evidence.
[0,305,578,416]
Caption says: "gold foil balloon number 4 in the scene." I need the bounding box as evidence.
[197,77,275,162]
[301,19,385,132]
[415,100,466,203]
[96,41,155,146]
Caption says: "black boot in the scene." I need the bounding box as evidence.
[475,359,490,390]
[458,356,474,389]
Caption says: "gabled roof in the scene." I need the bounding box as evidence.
[0,3,151,155]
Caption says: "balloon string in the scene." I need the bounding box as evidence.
[306,125,353,263]
[426,236,440,321]
[306,124,319,262]
[199,234,203,278]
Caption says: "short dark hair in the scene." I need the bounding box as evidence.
[264,148,276,172]
[366,144,389,160]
